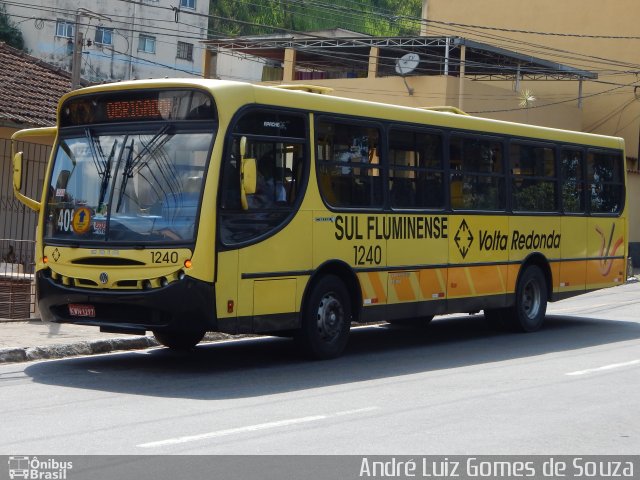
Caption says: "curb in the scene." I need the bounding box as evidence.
[0,336,160,364]
[0,332,246,364]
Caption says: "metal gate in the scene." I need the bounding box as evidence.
[0,138,50,320]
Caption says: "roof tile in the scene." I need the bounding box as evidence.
[0,42,74,127]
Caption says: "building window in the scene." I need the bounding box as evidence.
[55,20,74,38]
[180,0,196,8]
[138,34,156,54]
[176,41,194,61]
[95,27,113,46]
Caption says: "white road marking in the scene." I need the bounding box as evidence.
[137,406,379,448]
[566,359,640,376]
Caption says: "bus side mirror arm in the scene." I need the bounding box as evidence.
[239,136,257,210]
[12,152,41,212]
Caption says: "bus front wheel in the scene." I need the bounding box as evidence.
[153,329,205,350]
[297,275,351,360]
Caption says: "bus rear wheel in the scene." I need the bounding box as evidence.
[153,329,205,350]
[485,265,547,332]
[297,275,351,360]
[511,265,548,332]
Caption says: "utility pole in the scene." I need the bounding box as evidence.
[71,13,83,89]
[70,9,112,89]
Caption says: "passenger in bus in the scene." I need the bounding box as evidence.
[247,153,286,208]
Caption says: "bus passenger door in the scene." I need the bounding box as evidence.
[217,115,310,333]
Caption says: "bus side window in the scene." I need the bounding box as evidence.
[316,120,383,208]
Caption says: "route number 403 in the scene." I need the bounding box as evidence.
[57,209,72,232]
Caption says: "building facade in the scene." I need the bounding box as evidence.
[5,0,209,83]
[421,0,640,264]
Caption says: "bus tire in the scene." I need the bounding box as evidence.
[510,265,547,332]
[153,329,205,350]
[298,275,351,360]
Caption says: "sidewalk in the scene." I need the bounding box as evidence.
[0,320,160,363]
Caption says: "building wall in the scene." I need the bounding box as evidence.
[422,0,640,262]
[261,75,582,131]
[215,49,267,82]
[6,0,208,82]
[422,0,640,156]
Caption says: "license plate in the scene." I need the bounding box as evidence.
[68,304,96,317]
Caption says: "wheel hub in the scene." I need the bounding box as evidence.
[522,280,541,319]
[316,293,344,341]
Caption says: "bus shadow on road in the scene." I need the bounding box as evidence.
[24,314,640,400]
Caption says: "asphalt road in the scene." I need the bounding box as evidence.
[1,282,639,455]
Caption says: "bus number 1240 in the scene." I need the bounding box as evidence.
[151,251,179,264]
[353,245,382,266]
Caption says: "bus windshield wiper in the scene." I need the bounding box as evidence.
[85,128,118,209]
[115,125,173,213]
[116,138,135,213]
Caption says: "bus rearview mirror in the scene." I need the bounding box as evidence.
[13,151,23,191]
[239,136,256,210]
[12,151,40,212]
[240,157,257,210]
[240,136,247,158]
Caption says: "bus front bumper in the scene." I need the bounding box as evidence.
[36,271,217,334]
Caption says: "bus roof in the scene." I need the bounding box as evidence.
[60,78,624,151]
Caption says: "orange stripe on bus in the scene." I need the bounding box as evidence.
[468,265,507,295]
[559,260,586,287]
[448,267,473,297]
[586,258,624,286]
[368,272,387,304]
[390,271,416,302]
[419,269,446,299]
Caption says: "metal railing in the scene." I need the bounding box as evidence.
[0,138,50,320]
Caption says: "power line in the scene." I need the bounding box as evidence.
[420,18,640,41]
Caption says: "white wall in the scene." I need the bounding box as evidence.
[6,0,209,82]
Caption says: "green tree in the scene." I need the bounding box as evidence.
[0,4,25,50]
[208,0,421,38]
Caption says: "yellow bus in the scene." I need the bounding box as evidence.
[12,79,629,359]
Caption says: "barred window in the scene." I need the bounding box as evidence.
[177,41,194,61]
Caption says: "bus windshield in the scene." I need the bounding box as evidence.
[44,126,215,244]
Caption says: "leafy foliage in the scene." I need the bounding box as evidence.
[208,0,421,38]
[0,4,25,50]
